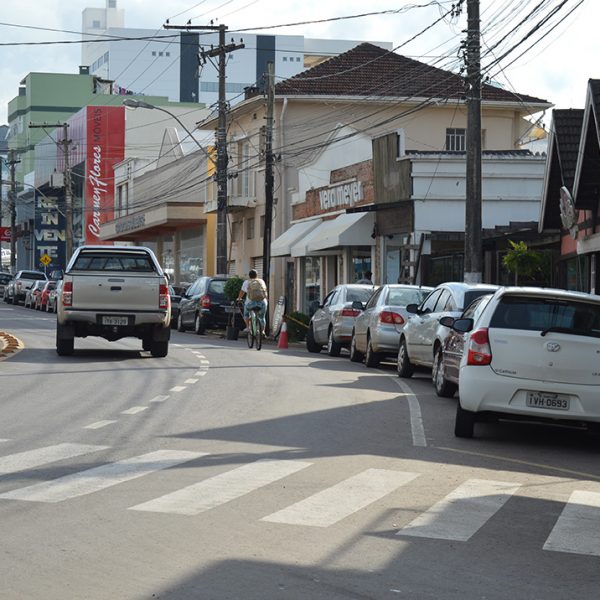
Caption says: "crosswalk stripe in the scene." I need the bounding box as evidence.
[543,490,600,556]
[169,386,186,392]
[184,378,199,384]
[121,406,148,415]
[397,479,520,541]
[84,420,117,430]
[129,459,312,516]
[0,443,107,476]
[149,395,169,403]
[0,450,204,503]
[262,469,419,527]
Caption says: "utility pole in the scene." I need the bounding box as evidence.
[164,22,244,274]
[7,150,20,273]
[464,0,482,283]
[29,122,74,262]
[262,61,275,333]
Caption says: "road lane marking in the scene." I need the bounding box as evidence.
[149,395,169,403]
[169,386,187,392]
[0,439,9,443]
[184,378,199,384]
[0,443,108,475]
[121,406,148,415]
[544,491,600,556]
[398,479,520,541]
[129,459,312,516]
[0,450,204,503]
[262,469,419,527]
[391,378,426,447]
[84,420,117,430]
[194,371,208,377]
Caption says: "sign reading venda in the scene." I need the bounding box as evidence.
[85,106,125,244]
[319,181,363,211]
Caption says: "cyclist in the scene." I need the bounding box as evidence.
[237,269,268,335]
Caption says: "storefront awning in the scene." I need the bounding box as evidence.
[271,219,322,257]
[291,212,375,257]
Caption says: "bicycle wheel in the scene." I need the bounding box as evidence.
[255,321,262,351]
[247,318,254,349]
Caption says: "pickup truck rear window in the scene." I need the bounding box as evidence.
[72,252,156,273]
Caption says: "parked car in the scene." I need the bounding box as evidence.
[433,293,494,397]
[5,270,48,305]
[169,285,181,329]
[36,280,57,311]
[24,280,47,309]
[0,272,12,299]
[46,280,63,313]
[306,284,375,356]
[350,284,433,367]
[177,276,244,334]
[449,287,600,439]
[397,282,499,378]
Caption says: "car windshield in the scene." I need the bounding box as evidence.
[387,288,431,306]
[489,296,600,338]
[346,288,373,303]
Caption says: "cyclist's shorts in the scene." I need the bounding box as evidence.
[244,299,267,318]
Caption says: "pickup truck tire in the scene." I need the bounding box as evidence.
[142,337,152,351]
[56,325,75,356]
[194,314,206,335]
[150,340,169,357]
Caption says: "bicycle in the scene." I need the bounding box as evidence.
[247,305,263,351]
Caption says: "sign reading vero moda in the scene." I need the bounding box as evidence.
[85,106,125,244]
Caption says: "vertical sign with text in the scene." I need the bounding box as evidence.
[34,191,66,271]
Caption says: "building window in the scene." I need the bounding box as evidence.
[152,51,156,57]
[92,20,101,28]
[116,182,128,217]
[159,52,164,57]
[246,217,255,240]
[260,215,265,237]
[166,52,170,57]
[446,128,466,151]
[283,57,288,62]
[296,57,301,62]
[231,221,241,243]
[108,0,116,7]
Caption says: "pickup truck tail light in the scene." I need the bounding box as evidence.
[466,328,492,366]
[159,283,170,309]
[379,310,405,325]
[340,308,360,317]
[200,294,211,309]
[62,281,73,307]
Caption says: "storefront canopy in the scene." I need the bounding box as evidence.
[291,212,375,257]
[271,219,322,257]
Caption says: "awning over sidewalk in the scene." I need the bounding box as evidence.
[270,219,322,257]
[290,212,375,257]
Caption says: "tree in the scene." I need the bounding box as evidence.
[502,240,542,285]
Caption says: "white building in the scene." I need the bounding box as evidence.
[81,1,393,106]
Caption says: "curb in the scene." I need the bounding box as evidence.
[0,331,24,361]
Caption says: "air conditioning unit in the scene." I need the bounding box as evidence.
[50,172,64,188]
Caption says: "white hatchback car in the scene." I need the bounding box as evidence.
[452,287,600,438]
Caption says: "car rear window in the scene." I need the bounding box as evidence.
[388,288,430,306]
[208,280,226,295]
[489,296,600,338]
[72,252,155,272]
[0,274,11,283]
[463,289,497,309]
[22,272,47,280]
[347,288,373,303]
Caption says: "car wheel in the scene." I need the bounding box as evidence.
[397,338,414,378]
[327,327,342,357]
[455,402,475,438]
[349,332,364,363]
[365,335,380,368]
[150,340,169,358]
[194,314,205,335]
[306,324,322,354]
[433,347,458,398]
[177,313,186,332]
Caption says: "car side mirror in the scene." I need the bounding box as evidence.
[406,303,419,314]
[439,316,455,328]
[351,300,364,311]
[452,318,474,333]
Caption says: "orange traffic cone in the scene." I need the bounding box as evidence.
[277,320,289,349]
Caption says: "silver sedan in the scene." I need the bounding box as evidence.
[350,284,433,367]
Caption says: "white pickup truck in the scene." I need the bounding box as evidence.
[56,245,171,357]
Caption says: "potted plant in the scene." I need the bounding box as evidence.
[223,276,244,340]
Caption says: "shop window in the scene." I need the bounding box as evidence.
[351,252,371,283]
[566,256,590,292]
[302,256,321,315]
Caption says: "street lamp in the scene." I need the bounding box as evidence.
[122,98,226,274]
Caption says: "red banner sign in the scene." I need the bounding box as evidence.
[0,227,10,242]
[85,106,125,244]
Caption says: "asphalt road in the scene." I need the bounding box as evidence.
[1,303,600,599]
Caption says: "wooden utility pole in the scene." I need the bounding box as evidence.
[7,150,20,273]
[164,22,244,275]
[261,61,275,331]
[464,0,482,283]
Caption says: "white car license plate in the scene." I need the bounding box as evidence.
[102,316,128,326]
[526,391,570,411]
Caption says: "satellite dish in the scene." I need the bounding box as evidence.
[559,186,578,239]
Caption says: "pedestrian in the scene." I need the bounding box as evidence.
[357,270,373,285]
[237,269,268,335]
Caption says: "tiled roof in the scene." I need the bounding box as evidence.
[553,109,584,191]
[275,43,549,106]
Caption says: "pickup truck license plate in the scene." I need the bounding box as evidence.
[102,316,128,326]
[526,392,570,411]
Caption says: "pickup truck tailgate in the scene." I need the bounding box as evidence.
[71,273,161,312]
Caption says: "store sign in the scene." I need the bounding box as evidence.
[34,191,65,270]
[319,181,363,211]
[85,106,125,244]
[0,226,10,242]
[115,214,146,234]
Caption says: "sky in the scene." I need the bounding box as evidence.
[0,0,595,127]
